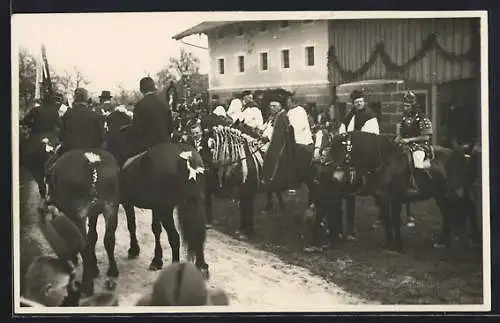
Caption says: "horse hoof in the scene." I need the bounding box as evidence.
[303,246,324,253]
[433,243,446,249]
[105,278,117,291]
[200,268,210,280]
[382,248,399,255]
[128,249,140,260]
[346,235,357,242]
[149,261,163,271]
[91,267,100,278]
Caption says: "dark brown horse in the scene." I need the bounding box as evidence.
[312,131,471,252]
[105,109,209,277]
[19,131,60,199]
[43,148,120,296]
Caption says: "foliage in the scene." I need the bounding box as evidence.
[18,47,89,116]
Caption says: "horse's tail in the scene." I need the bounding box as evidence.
[83,151,102,204]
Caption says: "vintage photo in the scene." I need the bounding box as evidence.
[11,11,489,313]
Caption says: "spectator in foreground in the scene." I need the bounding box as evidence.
[136,262,229,306]
[23,255,72,307]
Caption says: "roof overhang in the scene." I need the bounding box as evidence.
[172,21,236,40]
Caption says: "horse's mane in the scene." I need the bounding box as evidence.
[210,125,265,185]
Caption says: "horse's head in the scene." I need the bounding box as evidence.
[445,142,481,199]
[326,131,400,188]
[106,106,133,133]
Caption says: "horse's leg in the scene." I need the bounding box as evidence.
[148,212,164,271]
[103,201,119,291]
[78,210,96,296]
[379,199,394,251]
[276,190,286,214]
[237,183,255,238]
[123,202,140,259]
[86,214,99,278]
[157,206,181,263]
[463,190,481,246]
[345,195,356,241]
[264,190,274,212]
[434,195,453,248]
[204,182,213,228]
[406,202,415,227]
[392,201,404,253]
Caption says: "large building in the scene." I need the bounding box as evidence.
[173,18,480,142]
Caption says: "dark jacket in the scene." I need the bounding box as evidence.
[59,102,105,150]
[21,103,61,135]
[127,93,173,154]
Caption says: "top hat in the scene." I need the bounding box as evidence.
[99,90,113,100]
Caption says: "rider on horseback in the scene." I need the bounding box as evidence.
[20,93,61,138]
[44,88,106,205]
[339,89,380,135]
[120,77,173,168]
[395,90,434,195]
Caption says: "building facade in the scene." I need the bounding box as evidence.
[173,17,481,143]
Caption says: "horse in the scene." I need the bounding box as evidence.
[19,131,60,199]
[310,130,466,253]
[41,148,120,296]
[105,108,209,277]
[443,142,482,246]
[194,109,316,239]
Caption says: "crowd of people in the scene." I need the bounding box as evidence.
[19,72,443,308]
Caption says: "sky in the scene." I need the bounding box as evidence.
[12,12,211,94]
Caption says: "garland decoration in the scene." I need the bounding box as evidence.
[327,32,477,83]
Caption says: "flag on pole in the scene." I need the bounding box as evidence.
[41,44,53,98]
[35,44,53,102]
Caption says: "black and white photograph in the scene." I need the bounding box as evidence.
[11,10,490,313]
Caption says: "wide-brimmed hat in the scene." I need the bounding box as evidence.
[99,90,113,100]
[136,262,229,306]
[38,205,86,263]
[350,89,365,101]
[241,90,252,97]
[140,77,157,93]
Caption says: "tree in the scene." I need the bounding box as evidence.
[111,84,142,107]
[18,47,38,115]
[168,48,200,76]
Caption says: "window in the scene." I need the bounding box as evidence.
[259,22,268,32]
[260,52,269,71]
[218,58,225,74]
[305,46,315,66]
[280,20,289,28]
[237,55,245,73]
[236,26,244,37]
[281,49,290,69]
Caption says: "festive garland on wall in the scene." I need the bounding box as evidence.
[327,32,478,84]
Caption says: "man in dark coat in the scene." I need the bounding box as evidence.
[45,88,106,205]
[339,89,380,135]
[122,76,173,167]
[97,90,114,115]
[58,88,106,154]
[20,94,61,137]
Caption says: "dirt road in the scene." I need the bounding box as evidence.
[19,177,372,309]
